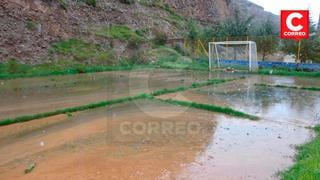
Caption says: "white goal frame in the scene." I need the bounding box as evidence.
[209,41,258,72]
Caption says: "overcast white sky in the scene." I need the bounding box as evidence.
[249,0,320,24]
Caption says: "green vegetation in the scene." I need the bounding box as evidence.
[151,78,235,96]
[138,0,164,7]
[258,68,320,77]
[255,83,320,92]
[58,0,68,10]
[50,39,114,63]
[152,30,167,46]
[0,93,152,126]
[0,61,152,80]
[157,99,259,121]
[95,25,145,43]
[282,16,320,63]
[24,163,36,174]
[201,9,253,42]
[254,19,279,60]
[281,125,320,179]
[25,20,38,31]
[83,0,96,7]
[147,46,207,70]
[119,0,135,4]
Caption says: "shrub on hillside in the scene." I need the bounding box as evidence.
[152,30,167,46]
[119,0,135,4]
[85,0,96,7]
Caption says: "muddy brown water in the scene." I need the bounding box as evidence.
[159,75,320,126]
[0,100,217,179]
[0,71,318,179]
[0,69,241,120]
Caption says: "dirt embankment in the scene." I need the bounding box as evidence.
[0,0,278,64]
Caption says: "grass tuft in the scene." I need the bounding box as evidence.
[95,25,145,43]
[258,68,320,78]
[255,83,320,92]
[0,93,152,126]
[151,78,238,96]
[157,99,259,121]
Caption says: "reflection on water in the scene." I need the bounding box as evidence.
[182,76,320,126]
[0,72,318,179]
[158,75,318,179]
[0,69,216,119]
[178,117,311,180]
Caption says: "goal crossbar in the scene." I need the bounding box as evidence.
[208,41,258,72]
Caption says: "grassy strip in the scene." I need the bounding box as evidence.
[257,68,320,78]
[157,99,259,121]
[281,125,320,179]
[151,78,239,96]
[0,93,152,126]
[255,83,320,92]
[0,63,154,80]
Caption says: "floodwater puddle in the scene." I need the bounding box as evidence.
[159,75,320,126]
[0,100,217,179]
[0,69,236,119]
[0,73,317,179]
[177,117,311,180]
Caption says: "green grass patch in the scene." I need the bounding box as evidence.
[258,68,320,78]
[147,46,208,71]
[50,39,114,63]
[255,83,320,92]
[0,62,153,80]
[157,99,259,121]
[152,78,236,96]
[0,93,152,126]
[95,25,145,43]
[281,125,320,180]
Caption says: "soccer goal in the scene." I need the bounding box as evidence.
[209,41,259,72]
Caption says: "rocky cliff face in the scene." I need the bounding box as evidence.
[0,0,278,63]
[163,0,232,24]
[165,0,278,25]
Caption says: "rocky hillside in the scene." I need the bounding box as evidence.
[0,0,278,64]
[165,0,278,26]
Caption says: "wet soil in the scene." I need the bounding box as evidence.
[0,69,241,120]
[0,72,317,179]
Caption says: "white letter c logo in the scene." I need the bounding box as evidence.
[286,12,303,31]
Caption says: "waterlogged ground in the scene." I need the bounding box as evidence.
[0,70,319,179]
[0,100,217,179]
[0,69,240,119]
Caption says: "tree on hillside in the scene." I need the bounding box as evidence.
[202,9,254,42]
[255,19,279,61]
[184,19,202,54]
[282,17,320,63]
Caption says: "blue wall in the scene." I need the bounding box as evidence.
[220,60,320,71]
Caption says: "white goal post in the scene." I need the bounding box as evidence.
[209,41,259,72]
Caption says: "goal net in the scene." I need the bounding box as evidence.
[209,41,259,72]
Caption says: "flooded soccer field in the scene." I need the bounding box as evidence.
[0,69,319,179]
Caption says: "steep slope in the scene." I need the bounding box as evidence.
[0,0,278,64]
[0,0,183,63]
[165,0,278,25]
